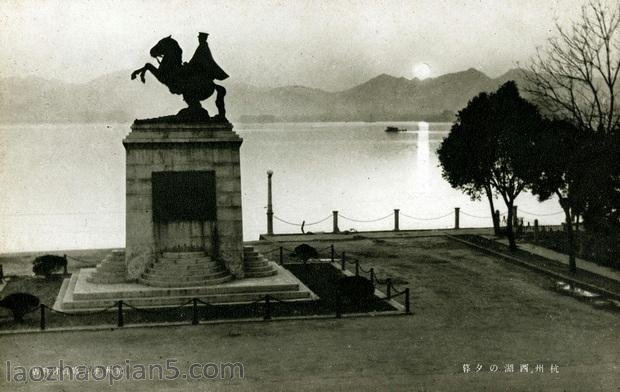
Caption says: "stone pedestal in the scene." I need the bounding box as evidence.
[123,121,244,280]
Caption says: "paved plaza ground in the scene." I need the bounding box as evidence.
[0,235,618,391]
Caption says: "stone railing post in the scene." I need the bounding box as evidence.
[405,288,411,314]
[454,207,460,230]
[332,211,340,233]
[117,301,124,327]
[394,209,400,231]
[40,305,46,330]
[192,298,198,325]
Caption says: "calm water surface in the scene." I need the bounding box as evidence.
[0,122,563,252]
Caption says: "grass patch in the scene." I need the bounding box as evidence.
[2,275,65,305]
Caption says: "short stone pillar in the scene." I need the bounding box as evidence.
[454,207,460,230]
[332,211,340,233]
[123,121,244,280]
[394,209,400,231]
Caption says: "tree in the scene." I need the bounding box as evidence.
[525,0,620,230]
[527,1,619,135]
[438,81,543,250]
[437,91,500,234]
[515,120,587,273]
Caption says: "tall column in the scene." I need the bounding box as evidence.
[267,170,274,235]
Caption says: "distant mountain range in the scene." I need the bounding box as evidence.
[0,68,528,123]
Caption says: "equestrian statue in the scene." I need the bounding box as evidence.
[131,32,228,121]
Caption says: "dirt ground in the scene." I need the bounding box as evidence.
[0,236,618,391]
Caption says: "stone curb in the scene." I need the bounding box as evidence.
[445,234,620,301]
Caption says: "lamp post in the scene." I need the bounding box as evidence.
[267,170,274,235]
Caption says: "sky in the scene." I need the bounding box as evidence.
[0,0,590,91]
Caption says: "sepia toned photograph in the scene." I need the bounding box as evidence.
[0,1,618,390]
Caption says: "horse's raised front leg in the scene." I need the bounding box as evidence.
[130,66,145,81]
[131,63,158,83]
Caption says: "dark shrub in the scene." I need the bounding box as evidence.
[33,254,67,278]
[293,244,318,262]
[0,293,40,322]
[338,276,374,304]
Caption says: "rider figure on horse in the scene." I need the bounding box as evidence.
[131,32,228,121]
[185,32,228,82]
[183,32,228,119]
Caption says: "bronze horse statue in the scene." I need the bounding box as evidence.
[131,34,227,120]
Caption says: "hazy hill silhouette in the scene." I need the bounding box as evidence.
[0,68,528,123]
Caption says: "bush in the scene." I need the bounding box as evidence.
[0,292,40,322]
[293,244,318,263]
[338,276,374,304]
[32,255,67,278]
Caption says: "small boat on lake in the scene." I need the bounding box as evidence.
[385,126,407,133]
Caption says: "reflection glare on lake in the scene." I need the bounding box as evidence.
[415,121,430,191]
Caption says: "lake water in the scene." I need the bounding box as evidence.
[0,121,563,253]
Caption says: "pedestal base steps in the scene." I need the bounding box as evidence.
[139,251,233,287]
[87,250,128,284]
[243,246,278,278]
[54,263,317,313]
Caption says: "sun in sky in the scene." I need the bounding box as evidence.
[413,62,432,80]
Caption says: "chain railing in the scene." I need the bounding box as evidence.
[267,207,565,236]
[339,212,394,223]
[273,214,332,227]
[260,242,411,314]
[8,240,422,332]
[26,285,410,331]
[335,250,411,314]
[33,296,293,330]
[24,243,411,331]
[399,211,454,221]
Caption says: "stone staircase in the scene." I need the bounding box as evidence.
[139,250,233,287]
[54,263,316,312]
[243,246,278,278]
[87,250,128,284]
